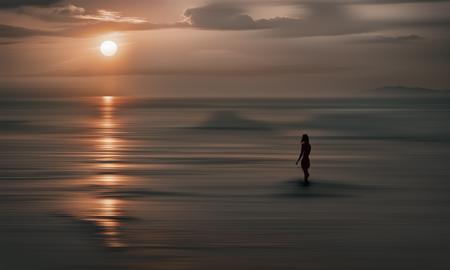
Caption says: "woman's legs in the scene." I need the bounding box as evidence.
[302,167,309,184]
[301,158,310,184]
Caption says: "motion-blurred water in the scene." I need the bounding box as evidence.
[1,97,449,270]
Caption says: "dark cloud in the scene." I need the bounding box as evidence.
[357,34,423,44]
[0,2,188,39]
[183,1,450,38]
[266,2,377,37]
[0,24,54,38]
[286,0,450,4]
[0,40,20,45]
[13,3,149,23]
[60,21,188,37]
[2,0,450,40]
[15,4,86,22]
[360,0,450,3]
[184,4,259,30]
[0,0,61,8]
[0,21,188,39]
[183,2,378,37]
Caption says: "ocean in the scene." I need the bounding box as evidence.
[1,96,449,270]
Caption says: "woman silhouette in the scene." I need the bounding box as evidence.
[296,134,311,185]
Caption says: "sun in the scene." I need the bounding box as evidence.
[100,40,118,57]
[103,96,113,103]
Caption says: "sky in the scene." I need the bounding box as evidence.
[0,0,449,97]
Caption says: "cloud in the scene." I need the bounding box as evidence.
[2,0,450,40]
[266,2,378,37]
[0,40,21,45]
[16,3,148,24]
[0,3,185,39]
[0,24,54,38]
[357,34,423,44]
[0,0,61,8]
[0,21,187,39]
[359,0,450,3]
[15,4,86,22]
[60,21,187,37]
[74,9,147,24]
[51,4,85,16]
[184,4,259,30]
[183,1,450,38]
[286,0,450,4]
[183,2,378,37]
[183,3,307,31]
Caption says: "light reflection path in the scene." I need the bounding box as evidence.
[87,96,126,248]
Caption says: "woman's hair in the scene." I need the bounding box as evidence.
[301,134,309,143]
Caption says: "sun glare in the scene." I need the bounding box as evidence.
[100,40,118,56]
[103,96,114,103]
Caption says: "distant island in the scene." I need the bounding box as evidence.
[367,86,450,97]
[194,111,272,131]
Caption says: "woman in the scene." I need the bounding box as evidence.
[296,134,311,185]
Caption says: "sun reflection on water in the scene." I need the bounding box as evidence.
[83,197,125,248]
[100,136,116,151]
[88,96,126,248]
[100,174,119,184]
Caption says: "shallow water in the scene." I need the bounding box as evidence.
[1,97,450,270]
